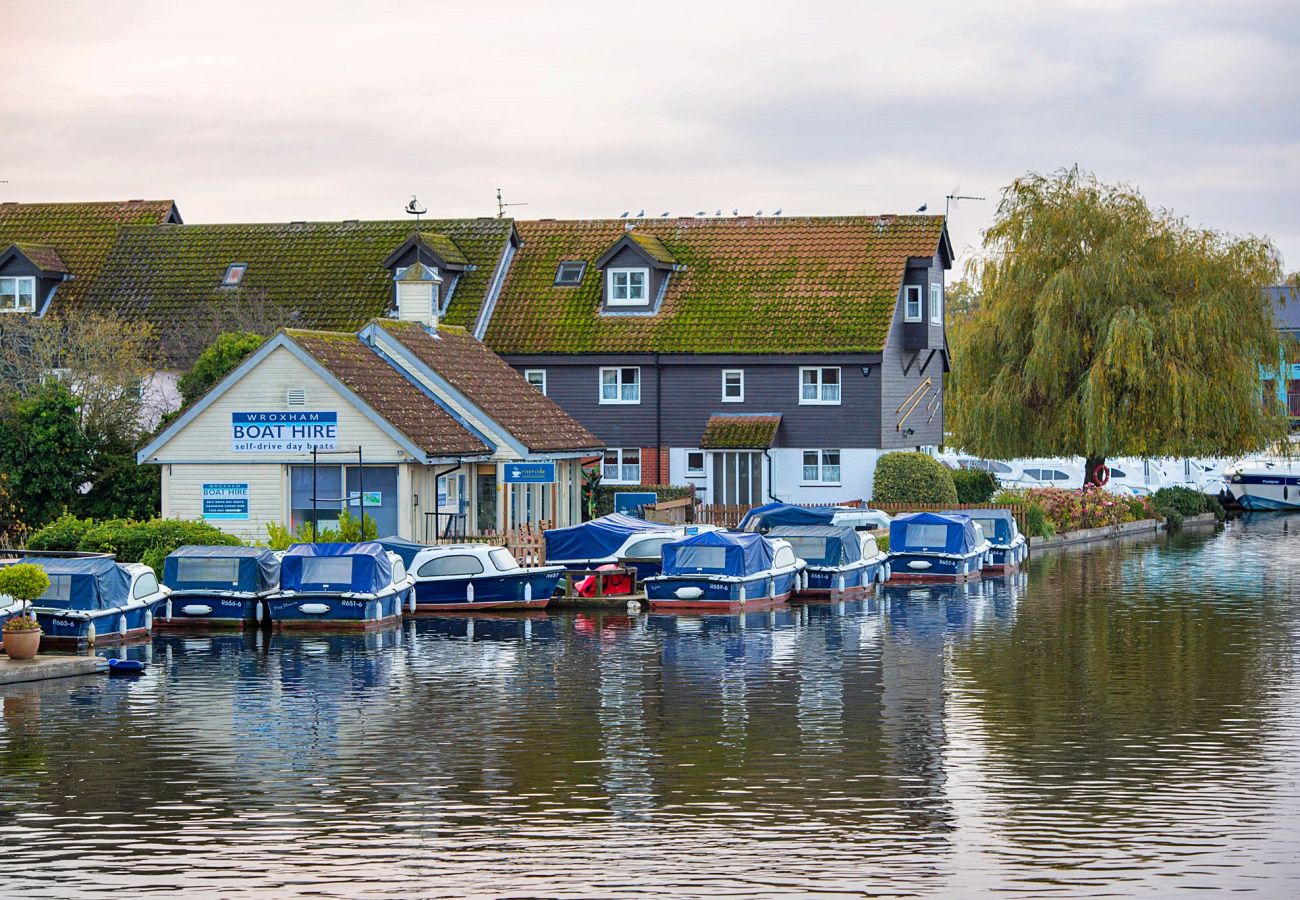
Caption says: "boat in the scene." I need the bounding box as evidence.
[544,513,717,580]
[769,525,887,600]
[885,512,990,583]
[24,556,170,648]
[375,535,429,567]
[642,530,805,613]
[408,543,565,612]
[1225,459,1300,510]
[266,542,413,629]
[158,545,282,629]
[941,508,1027,572]
[738,502,891,534]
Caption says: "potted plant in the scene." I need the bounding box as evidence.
[0,563,50,660]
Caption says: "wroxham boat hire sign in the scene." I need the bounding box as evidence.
[232,411,338,452]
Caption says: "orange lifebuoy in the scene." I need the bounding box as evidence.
[1092,463,1110,486]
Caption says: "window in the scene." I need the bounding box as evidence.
[391,558,406,582]
[555,261,587,286]
[599,366,640,404]
[799,367,841,405]
[177,558,240,584]
[286,388,307,407]
[489,548,519,571]
[0,276,36,313]
[524,369,547,396]
[133,573,160,599]
[607,268,649,305]
[417,555,484,577]
[290,465,399,537]
[624,537,674,559]
[602,448,641,484]
[905,522,950,549]
[40,575,72,603]
[802,449,842,484]
[904,284,922,322]
[673,546,728,572]
[722,369,744,403]
[685,451,706,477]
[930,283,943,325]
[301,557,353,585]
[222,263,247,287]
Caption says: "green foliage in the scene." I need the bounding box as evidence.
[0,472,25,547]
[264,510,378,550]
[77,440,161,521]
[593,484,695,518]
[873,532,890,553]
[1151,486,1223,529]
[1024,502,1053,539]
[950,167,1288,464]
[872,452,959,504]
[0,381,92,527]
[952,467,998,503]
[0,562,51,609]
[582,466,602,520]
[26,514,241,572]
[25,511,97,551]
[177,332,266,406]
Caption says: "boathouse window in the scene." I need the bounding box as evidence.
[607,268,649,305]
[799,367,841,405]
[602,448,641,484]
[290,465,399,536]
[555,261,587,286]
[686,451,706,476]
[133,572,160,599]
[930,283,943,325]
[802,449,841,484]
[599,366,640,404]
[417,555,484,577]
[904,285,922,322]
[222,263,247,287]
[0,276,36,313]
[525,369,547,395]
[722,369,744,403]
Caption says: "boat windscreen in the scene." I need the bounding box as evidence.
[782,536,830,564]
[39,575,73,604]
[623,536,673,559]
[489,548,519,571]
[177,557,241,584]
[904,523,950,550]
[302,556,353,585]
[971,519,999,540]
[673,546,728,572]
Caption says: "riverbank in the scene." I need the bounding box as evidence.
[0,654,106,685]
[1030,517,1164,550]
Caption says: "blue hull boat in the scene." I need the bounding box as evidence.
[644,531,805,613]
[410,544,563,611]
[268,542,413,630]
[886,512,990,583]
[769,525,888,601]
[25,557,170,648]
[942,509,1028,573]
[158,545,282,629]
[544,514,717,580]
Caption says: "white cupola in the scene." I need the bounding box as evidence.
[393,262,442,328]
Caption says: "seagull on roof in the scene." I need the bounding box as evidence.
[756,209,763,216]
[774,208,782,216]
[732,208,739,216]
[636,209,645,218]
[696,210,707,216]
[715,209,722,216]
[916,203,928,212]
[620,211,629,218]
[660,211,670,217]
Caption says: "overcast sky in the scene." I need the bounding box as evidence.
[3,0,1297,274]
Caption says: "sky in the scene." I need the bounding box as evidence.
[3,0,1297,274]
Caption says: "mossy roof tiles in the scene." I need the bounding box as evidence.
[417,231,469,266]
[699,413,782,449]
[487,215,945,354]
[8,242,69,274]
[377,320,601,453]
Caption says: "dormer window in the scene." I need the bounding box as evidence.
[608,268,649,305]
[222,263,247,287]
[555,261,586,286]
[0,276,36,313]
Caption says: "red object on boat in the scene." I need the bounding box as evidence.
[575,564,632,597]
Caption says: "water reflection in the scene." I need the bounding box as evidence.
[1,517,1298,896]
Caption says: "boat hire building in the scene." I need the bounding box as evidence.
[2,200,951,509]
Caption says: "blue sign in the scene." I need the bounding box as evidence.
[203,483,249,520]
[232,411,337,452]
[614,492,657,515]
[504,462,556,484]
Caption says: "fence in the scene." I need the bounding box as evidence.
[693,499,864,529]
[436,522,549,565]
[871,502,1029,534]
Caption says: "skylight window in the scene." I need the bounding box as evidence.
[555,261,587,286]
[222,263,247,287]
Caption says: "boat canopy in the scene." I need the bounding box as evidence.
[738,502,836,532]
[163,545,280,593]
[662,530,774,577]
[544,513,662,562]
[280,542,394,593]
[24,557,131,610]
[375,535,429,566]
[767,525,863,567]
[941,508,1018,544]
[889,512,982,555]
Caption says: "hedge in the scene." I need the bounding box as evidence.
[26,514,242,574]
[872,452,958,505]
[952,468,998,504]
[1151,487,1225,528]
[593,484,695,518]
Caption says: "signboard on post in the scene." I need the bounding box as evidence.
[614,492,657,515]
[202,483,249,520]
[504,462,556,484]
[231,411,337,453]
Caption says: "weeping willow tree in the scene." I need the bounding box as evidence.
[949,167,1288,482]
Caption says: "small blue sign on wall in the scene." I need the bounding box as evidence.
[614,492,657,515]
[504,462,556,484]
[203,483,249,520]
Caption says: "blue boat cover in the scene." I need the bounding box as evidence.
[544,513,662,562]
[163,545,280,593]
[889,512,982,555]
[280,542,394,593]
[661,530,774,577]
[941,508,1018,544]
[738,502,836,532]
[767,525,862,567]
[375,535,429,566]
[23,556,131,610]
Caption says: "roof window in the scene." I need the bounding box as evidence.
[222,263,247,287]
[555,260,587,286]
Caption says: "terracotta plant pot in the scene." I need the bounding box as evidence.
[3,628,41,660]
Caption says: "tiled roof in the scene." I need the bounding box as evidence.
[627,232,677,266]
[377,320,602,453]
[7,242,69,275]
[0,200,177,304]
[418,231,469,267]
[85,218,513,336]
[699,413,782,449]
[287,329,489,458]
[486,215,946,354]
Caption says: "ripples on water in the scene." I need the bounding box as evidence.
[2,516,1298,897]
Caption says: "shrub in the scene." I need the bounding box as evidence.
[873,532,890,553]
[952,468,998,504]
[26,511,98,551]
[1150,486,1218,528]
[872,452,958,505]
[28,514,242,572]
[177,332,266,406]
[0,472,27,548]
[264,510,378,550]
[0,563,51,615]
[593,484,695,518]
[1023,502,1053,539]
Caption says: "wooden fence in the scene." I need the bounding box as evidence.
[436,522,549,565]
[692,499,864,528]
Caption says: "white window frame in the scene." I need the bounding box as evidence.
[685,450,706,477]
[606,267,650,305]
[524,369,547,396]
[602,448,642,485]
[799,366,841,405]
[904,284,923,322]
[721,369,744,403]
[930,283,943,325]
[801,449,842,486]
[0,276,37,313]
[599,366,641,404]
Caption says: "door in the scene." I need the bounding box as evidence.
[711,451,763,505]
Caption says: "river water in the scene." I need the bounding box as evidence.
[1,516,1298,897]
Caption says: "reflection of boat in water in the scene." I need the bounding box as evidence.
[415,611,557,643]
[644,531,805,612]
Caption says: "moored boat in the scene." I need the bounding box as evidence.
[267,542,413,630]
[1226,459,1300,510]
[643,530,805,613]
[886,512,990,583]
[738,502,891,534]
[770,525,887,600]
[408,543,564,612]
[544,513,717,580]
[24,556,170,648]
[158,545,282,629]
[941,508,1027,572]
